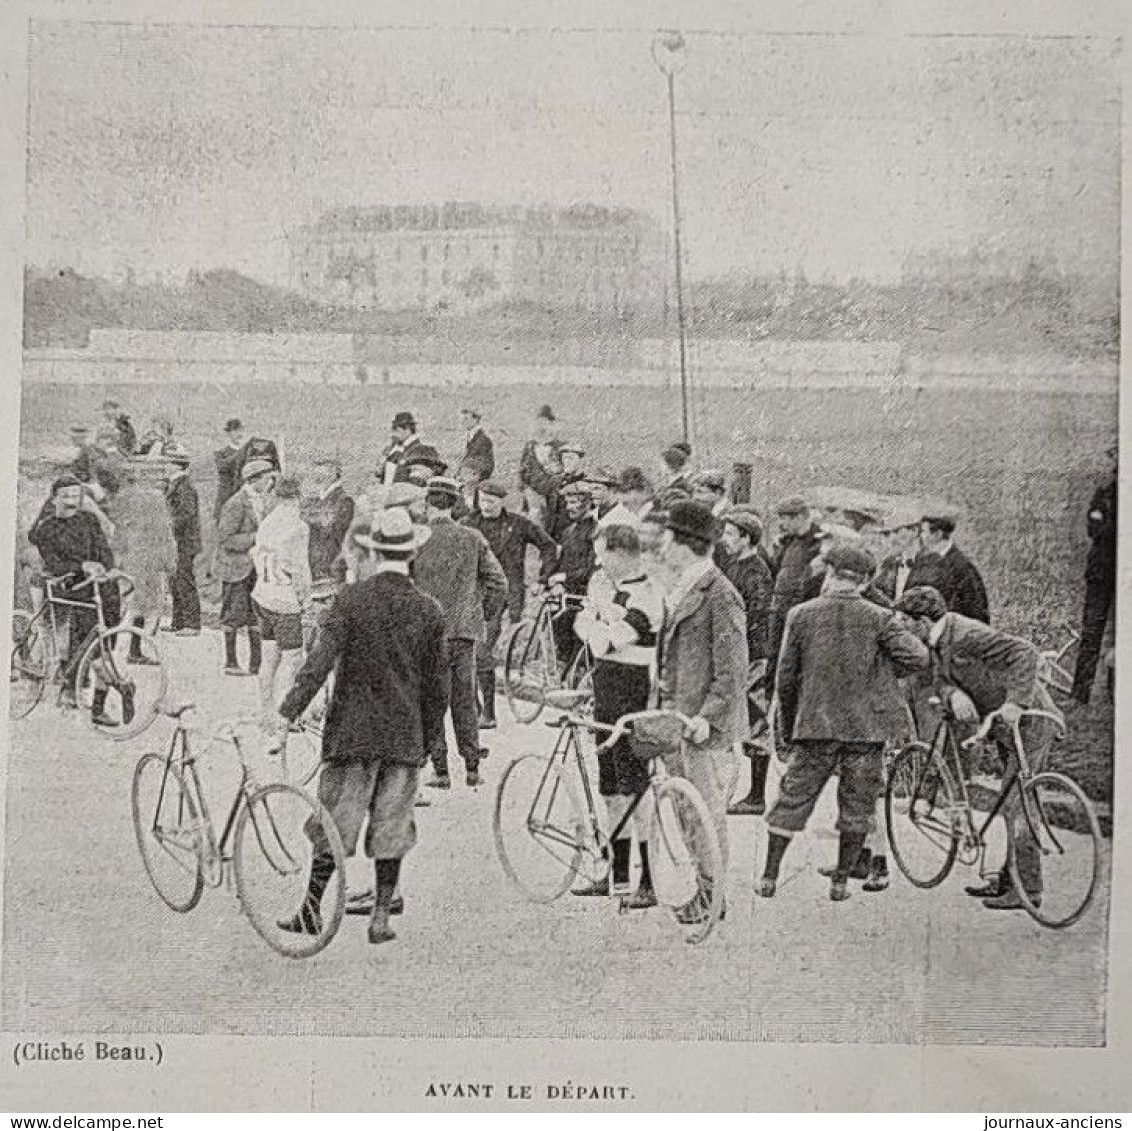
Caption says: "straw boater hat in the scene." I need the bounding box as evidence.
[354,507,427,555]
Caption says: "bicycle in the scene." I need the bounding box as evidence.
[884,698,1102,929]
[493,699,725,944]
[1038,624,1080,702]
[9,570,167,739]
[503,587,594,724]
[131,702,346,958]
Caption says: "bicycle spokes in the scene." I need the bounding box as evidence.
[245,790,306,877]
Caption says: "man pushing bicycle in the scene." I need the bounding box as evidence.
[895,586,1066,913]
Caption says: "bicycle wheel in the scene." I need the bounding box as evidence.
[76,627,167,741]
[1008,771,1102,929]
[504,618,551,724]
[885,741,961,888]
[130,752,205,913]
[9,610,48,720]
[494,753,592,901]
[649,777,725,945]
[232,783,346,958]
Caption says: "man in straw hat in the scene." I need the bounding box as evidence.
[274,507,448,946]
[758,545,928,902]
[413,475,507,789]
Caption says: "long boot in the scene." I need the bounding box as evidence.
[223,630,241,674]
[247,627,263,676]
[622,841,658,910]
[477,669,497,729]
[758,831,791,898]
[729,748,770,815]
[279,851,336,934]
[831,831,867,901]
[369,858,401,945]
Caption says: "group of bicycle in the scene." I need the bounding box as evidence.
[7,402,1110,957]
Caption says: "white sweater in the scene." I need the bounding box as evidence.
[251,502,312,614]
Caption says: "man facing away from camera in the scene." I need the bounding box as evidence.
[758,545,929,902]
[273,507,449,946]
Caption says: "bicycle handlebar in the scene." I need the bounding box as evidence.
[569,708,695,752]
[961,707,1067,751]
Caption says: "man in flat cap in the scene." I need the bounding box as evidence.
[460,407,495,482]
[719,508,775,816]
[545,441,587,541]
[765,496,823,697]
[656,500,749,919]
[585,467,622,525]
[548,480,598,672]
[692,468,730,519]
[466,480,559,727]
[215,458,276,676]
[1070,443,1118,705]
[758,545,928,902]
[413,476,507,787]
[906,514,989,623]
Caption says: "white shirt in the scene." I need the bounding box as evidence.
[596,501,639,531]
[251,501,312,614]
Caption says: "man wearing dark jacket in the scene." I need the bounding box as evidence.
[466,480,559,727]
[274,508,449,945]
[213,418,280,522]
[164,453,202,634]
[548,481,597,672]
[1070,446,1117,705]
[719,509,775,816]
[414,477,508,787]
[380,412,444,486]
[765,496,823,695]
[906,514,989,623]
[460,407,495,481]
[759,546,929,901]
[302,459,355,586]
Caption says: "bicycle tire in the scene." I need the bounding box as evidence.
[649,776,725,945]
[75,626,168,741]
[232,782,346,959]
[130,752,205,913]
[885,741,961,889]
[493,753,592,902]
[504,618,550,724]
[9,609,48,721]
[1008,770,1102,930]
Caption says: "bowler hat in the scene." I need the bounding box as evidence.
[241,459,275,483]
[665,500,717,543]
[561,480,593,499]
[921,513,957,535]
[776,495,809,517]
[695,468,727,492]
[823,544,876,580]
[355,508,426,555]
[537,404,557,422]
[479,480,508,499]
[392,411,416,431]
[224,418,243,433]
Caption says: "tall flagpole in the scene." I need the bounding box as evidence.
[652,31,690,446]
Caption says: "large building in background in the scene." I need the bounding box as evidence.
[288,203,656,314]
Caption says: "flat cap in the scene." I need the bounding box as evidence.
[823,543,876,580]
[479,480,508,499]
[776,495,810,517]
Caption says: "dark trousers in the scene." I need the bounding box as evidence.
[552,606,581,675]
[170,547,201,631]
[1071,561,1115,703]
[767,740,885,836]
[430,638,480,776]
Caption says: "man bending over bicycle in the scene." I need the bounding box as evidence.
[28,475,129,725]
[570,523,665,908]
[895,586,1065,912]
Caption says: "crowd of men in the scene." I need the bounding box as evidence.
[16,397,1116,946]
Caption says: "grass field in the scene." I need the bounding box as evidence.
[18,377,1115,632]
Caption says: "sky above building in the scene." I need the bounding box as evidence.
[25,21,1120,287]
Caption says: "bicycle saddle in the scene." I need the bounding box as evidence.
[161,701,197,718]
[543,688,591,710]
